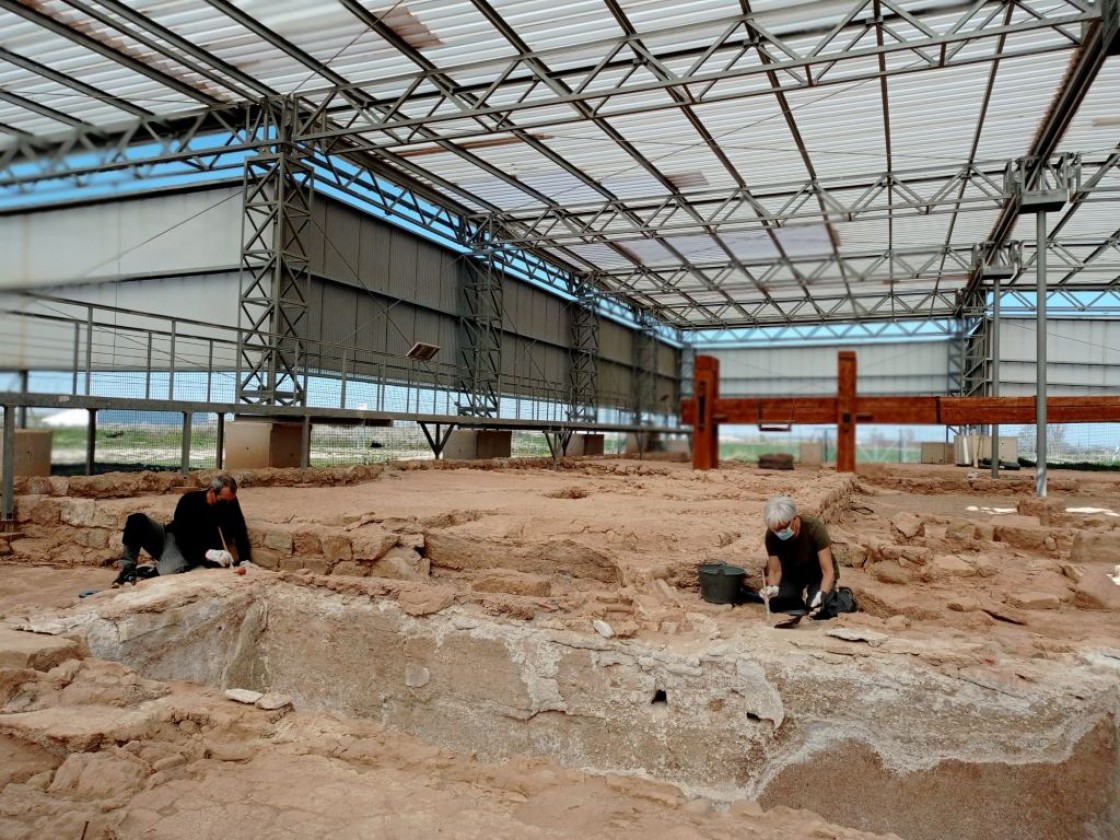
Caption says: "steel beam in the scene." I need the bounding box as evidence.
[237,100,312,406]
[457,249,503,418]
[293,2,1098,147]
[567,283,600,424]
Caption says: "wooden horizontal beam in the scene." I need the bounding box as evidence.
[682,394,1120,427]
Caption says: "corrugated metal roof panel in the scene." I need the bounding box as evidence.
[0,0,1114,329]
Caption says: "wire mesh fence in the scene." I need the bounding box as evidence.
[34,413,641,475]
[26,413,1120,476]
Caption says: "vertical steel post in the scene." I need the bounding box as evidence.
[837,351,857,473]
[84,308,93,395]
[301,416,310,469]
[85,410,96,477]
[180,411,192,476]
[1036,212,1048,498]
[2,405,14,524]
[990,277,1001,479]
[216,413,225,470]
[17,371,28,429]
[169,320,177,400]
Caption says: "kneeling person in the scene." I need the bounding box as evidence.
[758,495,850,620]
[113,474,251,586]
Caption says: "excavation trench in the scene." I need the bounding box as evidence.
[33,575,1120,840]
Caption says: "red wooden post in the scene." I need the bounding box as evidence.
[693,355,720,470]
[836,350,857,473]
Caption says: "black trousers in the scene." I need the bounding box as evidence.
[769,564,834,615]
[120,513,189,576]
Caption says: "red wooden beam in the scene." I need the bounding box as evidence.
[682,352,1120,472]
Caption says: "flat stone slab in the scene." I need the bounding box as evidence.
[224,688,263,705]
[0,705,157,752]
[0,626,80,671]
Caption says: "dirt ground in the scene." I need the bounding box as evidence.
[1,458,1119,839]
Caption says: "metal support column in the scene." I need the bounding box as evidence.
[216,413,225,470]
[990,276,1001,479]
[238,97,313,407]
[17,371,28,428]
[1036,212,1048,497]
[457,245,503,418]
[2,404,14,524]
[180,412,192,476]
[1004,154,1077,497]
[85,410,96,477]
[567,280,599,424]
[633,314,658,426]
[970,240,1020,477]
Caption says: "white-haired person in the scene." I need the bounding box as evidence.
[758,495,854,620]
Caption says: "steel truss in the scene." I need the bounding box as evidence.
[292,1,1099,149]
[567,281,600,424]
[458,248,503,418]
[0,0,1115,342]
[633,314,660,425]
[237,100,312,406]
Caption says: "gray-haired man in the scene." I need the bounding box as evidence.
[758,495,846,620]
[112,474,251,586]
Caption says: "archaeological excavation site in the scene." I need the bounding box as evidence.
[4,2,1120,837]
[0,457,1117,839]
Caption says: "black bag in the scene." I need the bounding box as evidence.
[813,586,858,619]
[831,586,858,615]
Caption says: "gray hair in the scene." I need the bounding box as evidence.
[208,474,238,494]
[763,496,797,530]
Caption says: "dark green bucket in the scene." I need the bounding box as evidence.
[697,562,746,605]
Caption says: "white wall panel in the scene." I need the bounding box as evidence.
[0,272,241,370]
[996,318,1120,395]
[1,188,241,290]
[710,341,951,397]
[1,189,680,413]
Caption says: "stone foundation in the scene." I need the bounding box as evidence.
[23,575,1120,840]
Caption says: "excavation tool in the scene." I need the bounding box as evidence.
[774,610,806,630]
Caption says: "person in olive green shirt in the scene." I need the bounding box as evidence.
[758,495,841,619]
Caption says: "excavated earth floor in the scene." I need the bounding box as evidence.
[1,457,1119,839]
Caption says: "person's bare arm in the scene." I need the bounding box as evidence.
[766,555,782,588]
[817,546,835,593]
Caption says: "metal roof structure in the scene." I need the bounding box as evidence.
[1,0,1118,332]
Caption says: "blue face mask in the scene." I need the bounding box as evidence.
[774,525,795,541]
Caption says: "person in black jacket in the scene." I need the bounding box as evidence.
[112,474,252,587]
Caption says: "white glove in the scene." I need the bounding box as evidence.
[205,549,234,567]
[808,590,824,616]
[760,585,779,600]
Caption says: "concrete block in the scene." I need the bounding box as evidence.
[443,430,511,460]
[224,420,302,469]
[920,442,953,465]
[799,441,823,465]
[566,434,605,456]
[442,430,477,460]
[0,429,52,478]
[977,435,1018,463]
[476,430,511,459]
[952,434,1016,466]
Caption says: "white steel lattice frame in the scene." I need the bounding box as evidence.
[0,0,1117,340]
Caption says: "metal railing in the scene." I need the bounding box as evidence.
[1,293,660,424]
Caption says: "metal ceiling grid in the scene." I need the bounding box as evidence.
[0,0,1116,333]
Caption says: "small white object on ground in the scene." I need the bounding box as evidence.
[256,693,293,711]
[592,619,614,638]
[224,688,264,704]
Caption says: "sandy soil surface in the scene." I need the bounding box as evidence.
[2,458,1119,839]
